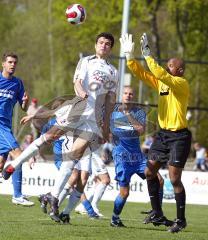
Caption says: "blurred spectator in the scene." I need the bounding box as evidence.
[27,98,41,139]
[193,142,206,171]
[21,133,34,150]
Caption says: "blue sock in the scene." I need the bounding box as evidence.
[113,195,127,217]
[159,188,163,207]
[12,165,22,198]
[82,199,96,216]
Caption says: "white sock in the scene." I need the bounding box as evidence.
[85,185,96,203]
[91,183,107,210]
[75,202,85,211]
[58,182,72,207]
[51,160,77,198]
[11,135,46,169]
[63,189,82,215]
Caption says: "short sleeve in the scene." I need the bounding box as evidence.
[73,57,88,83]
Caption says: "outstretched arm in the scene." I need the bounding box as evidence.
[20,108,55,125]
[120,33,158,90]
[140,33,188,92]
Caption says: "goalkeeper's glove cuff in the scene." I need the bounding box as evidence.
[125,52,134,61]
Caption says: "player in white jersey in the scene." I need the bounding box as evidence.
[57,138,110,223]
[75,145,110,217]
[2,32,118,222]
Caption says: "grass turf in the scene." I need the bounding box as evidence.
[0,195,207,240]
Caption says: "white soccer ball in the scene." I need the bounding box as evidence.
[65,4,86,25]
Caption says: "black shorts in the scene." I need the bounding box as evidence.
[148,128,192,168]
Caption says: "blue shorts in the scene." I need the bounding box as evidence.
[113,150,147,187]
[0,125,19,159]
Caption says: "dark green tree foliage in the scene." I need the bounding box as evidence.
[0,0,208,145]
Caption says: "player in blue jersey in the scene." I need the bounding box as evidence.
[0,52,34,206]
[110,86,146,227]
[110,86,170,228]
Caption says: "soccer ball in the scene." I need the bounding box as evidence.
[65,4,86,25]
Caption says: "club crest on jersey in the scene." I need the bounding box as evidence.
[160,86,169,96]
[92,70,110,83]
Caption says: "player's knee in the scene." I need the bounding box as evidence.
[120,190,129,199]
[145,161,158,179]
[169,176,182,187]
[145,167,154,179]
[158,175,164,188]
[44,130,62,143]
[101,174,110,185]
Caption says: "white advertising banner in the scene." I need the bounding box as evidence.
[0,163,207,205]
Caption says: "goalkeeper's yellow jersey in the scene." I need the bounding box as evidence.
[127,57,189,131]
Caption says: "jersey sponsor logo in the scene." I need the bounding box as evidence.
[114,151,144,163]
[92,70,110,83]
[0,89,15,99]
[160,86,169,96]
[89,70,116,92]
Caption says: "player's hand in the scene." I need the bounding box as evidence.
[119,33,135,61]
[21,92,29,110]
[20,115,34,125]
[140,33,151,58]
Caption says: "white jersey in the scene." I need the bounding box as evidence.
[74,55,118,105]
[73,55,118,134]
[196,147,206,159]
[56,56,118,138]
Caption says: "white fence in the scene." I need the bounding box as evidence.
[0,162,207,205]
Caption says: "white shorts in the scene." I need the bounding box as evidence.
[91,148,108,177]
[55,96,102,138]
[74,148,92,173]
[61,133,92,173]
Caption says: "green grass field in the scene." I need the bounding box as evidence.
[0,195,207,240]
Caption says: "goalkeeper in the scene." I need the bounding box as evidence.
[120,33,191,233]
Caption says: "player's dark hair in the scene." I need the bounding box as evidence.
[2,52,18,62]
[96,32,114,48]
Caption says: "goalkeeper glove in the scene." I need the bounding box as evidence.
[119,33,135,61]
[140,33,151,58]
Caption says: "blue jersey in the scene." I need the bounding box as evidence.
[111,105,147,185]
[110,105,146,163]
[0,72,25,128]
